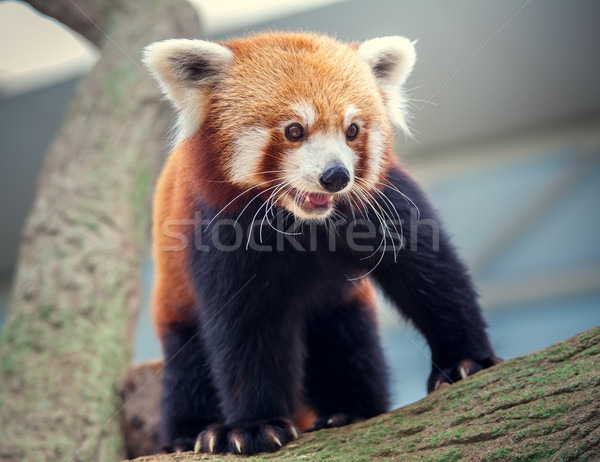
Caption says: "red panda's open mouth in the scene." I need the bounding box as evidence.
[292,190,334,213]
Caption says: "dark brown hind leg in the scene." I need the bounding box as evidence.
[304,298,389,431]
[160,324,223,451]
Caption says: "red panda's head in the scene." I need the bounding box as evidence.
[143,32,415,221]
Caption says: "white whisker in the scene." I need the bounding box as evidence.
[377,179,421,220]
[207,177,284,228]
[234,183,282,227]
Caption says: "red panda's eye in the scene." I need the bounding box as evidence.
[285,123,304,141]
[346,123,359,141]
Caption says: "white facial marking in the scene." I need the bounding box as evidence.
[228,128,270,186]
[364,129,386,187]
[344,104,360,128]
[282,131,356,194]
[291,101,317,127]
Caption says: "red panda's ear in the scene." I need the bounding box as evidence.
[358,37,417,134]
[142,39,232,108]
[142,39,233,140]
[357,36,416,87]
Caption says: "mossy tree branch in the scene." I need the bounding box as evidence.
[125,327,600,461]
[0,2,199,461]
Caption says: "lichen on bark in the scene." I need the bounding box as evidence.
[125,327,600,461]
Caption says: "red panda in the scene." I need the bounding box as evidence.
[143,31,500,455]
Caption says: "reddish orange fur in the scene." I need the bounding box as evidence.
[152,142,196,337]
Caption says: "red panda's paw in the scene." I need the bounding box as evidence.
[309,413,365,432]
[427,356,503,393]
[194,418,300,455]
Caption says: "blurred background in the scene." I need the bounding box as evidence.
[1,0,599,410]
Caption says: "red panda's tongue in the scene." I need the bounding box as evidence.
[307,193,330,206]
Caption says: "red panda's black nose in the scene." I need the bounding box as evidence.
[320,166,350,192]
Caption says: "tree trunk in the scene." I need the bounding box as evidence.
[23,0,123,46]
[0,2,199,461]
[124,327,600,461]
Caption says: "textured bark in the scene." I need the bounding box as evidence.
[0,2,199,461]
[125,327,600,461]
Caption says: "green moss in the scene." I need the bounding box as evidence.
[486,447,513,460]
[522,449,557,461]
[581,345,599,357]
[440,448,462,462]
[478,391,491,402]
[537,402,571,419]
[1,354,16,374]
[511,429,527,444]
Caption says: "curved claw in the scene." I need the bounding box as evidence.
[192,418,297,455]
[427,355,503,393]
